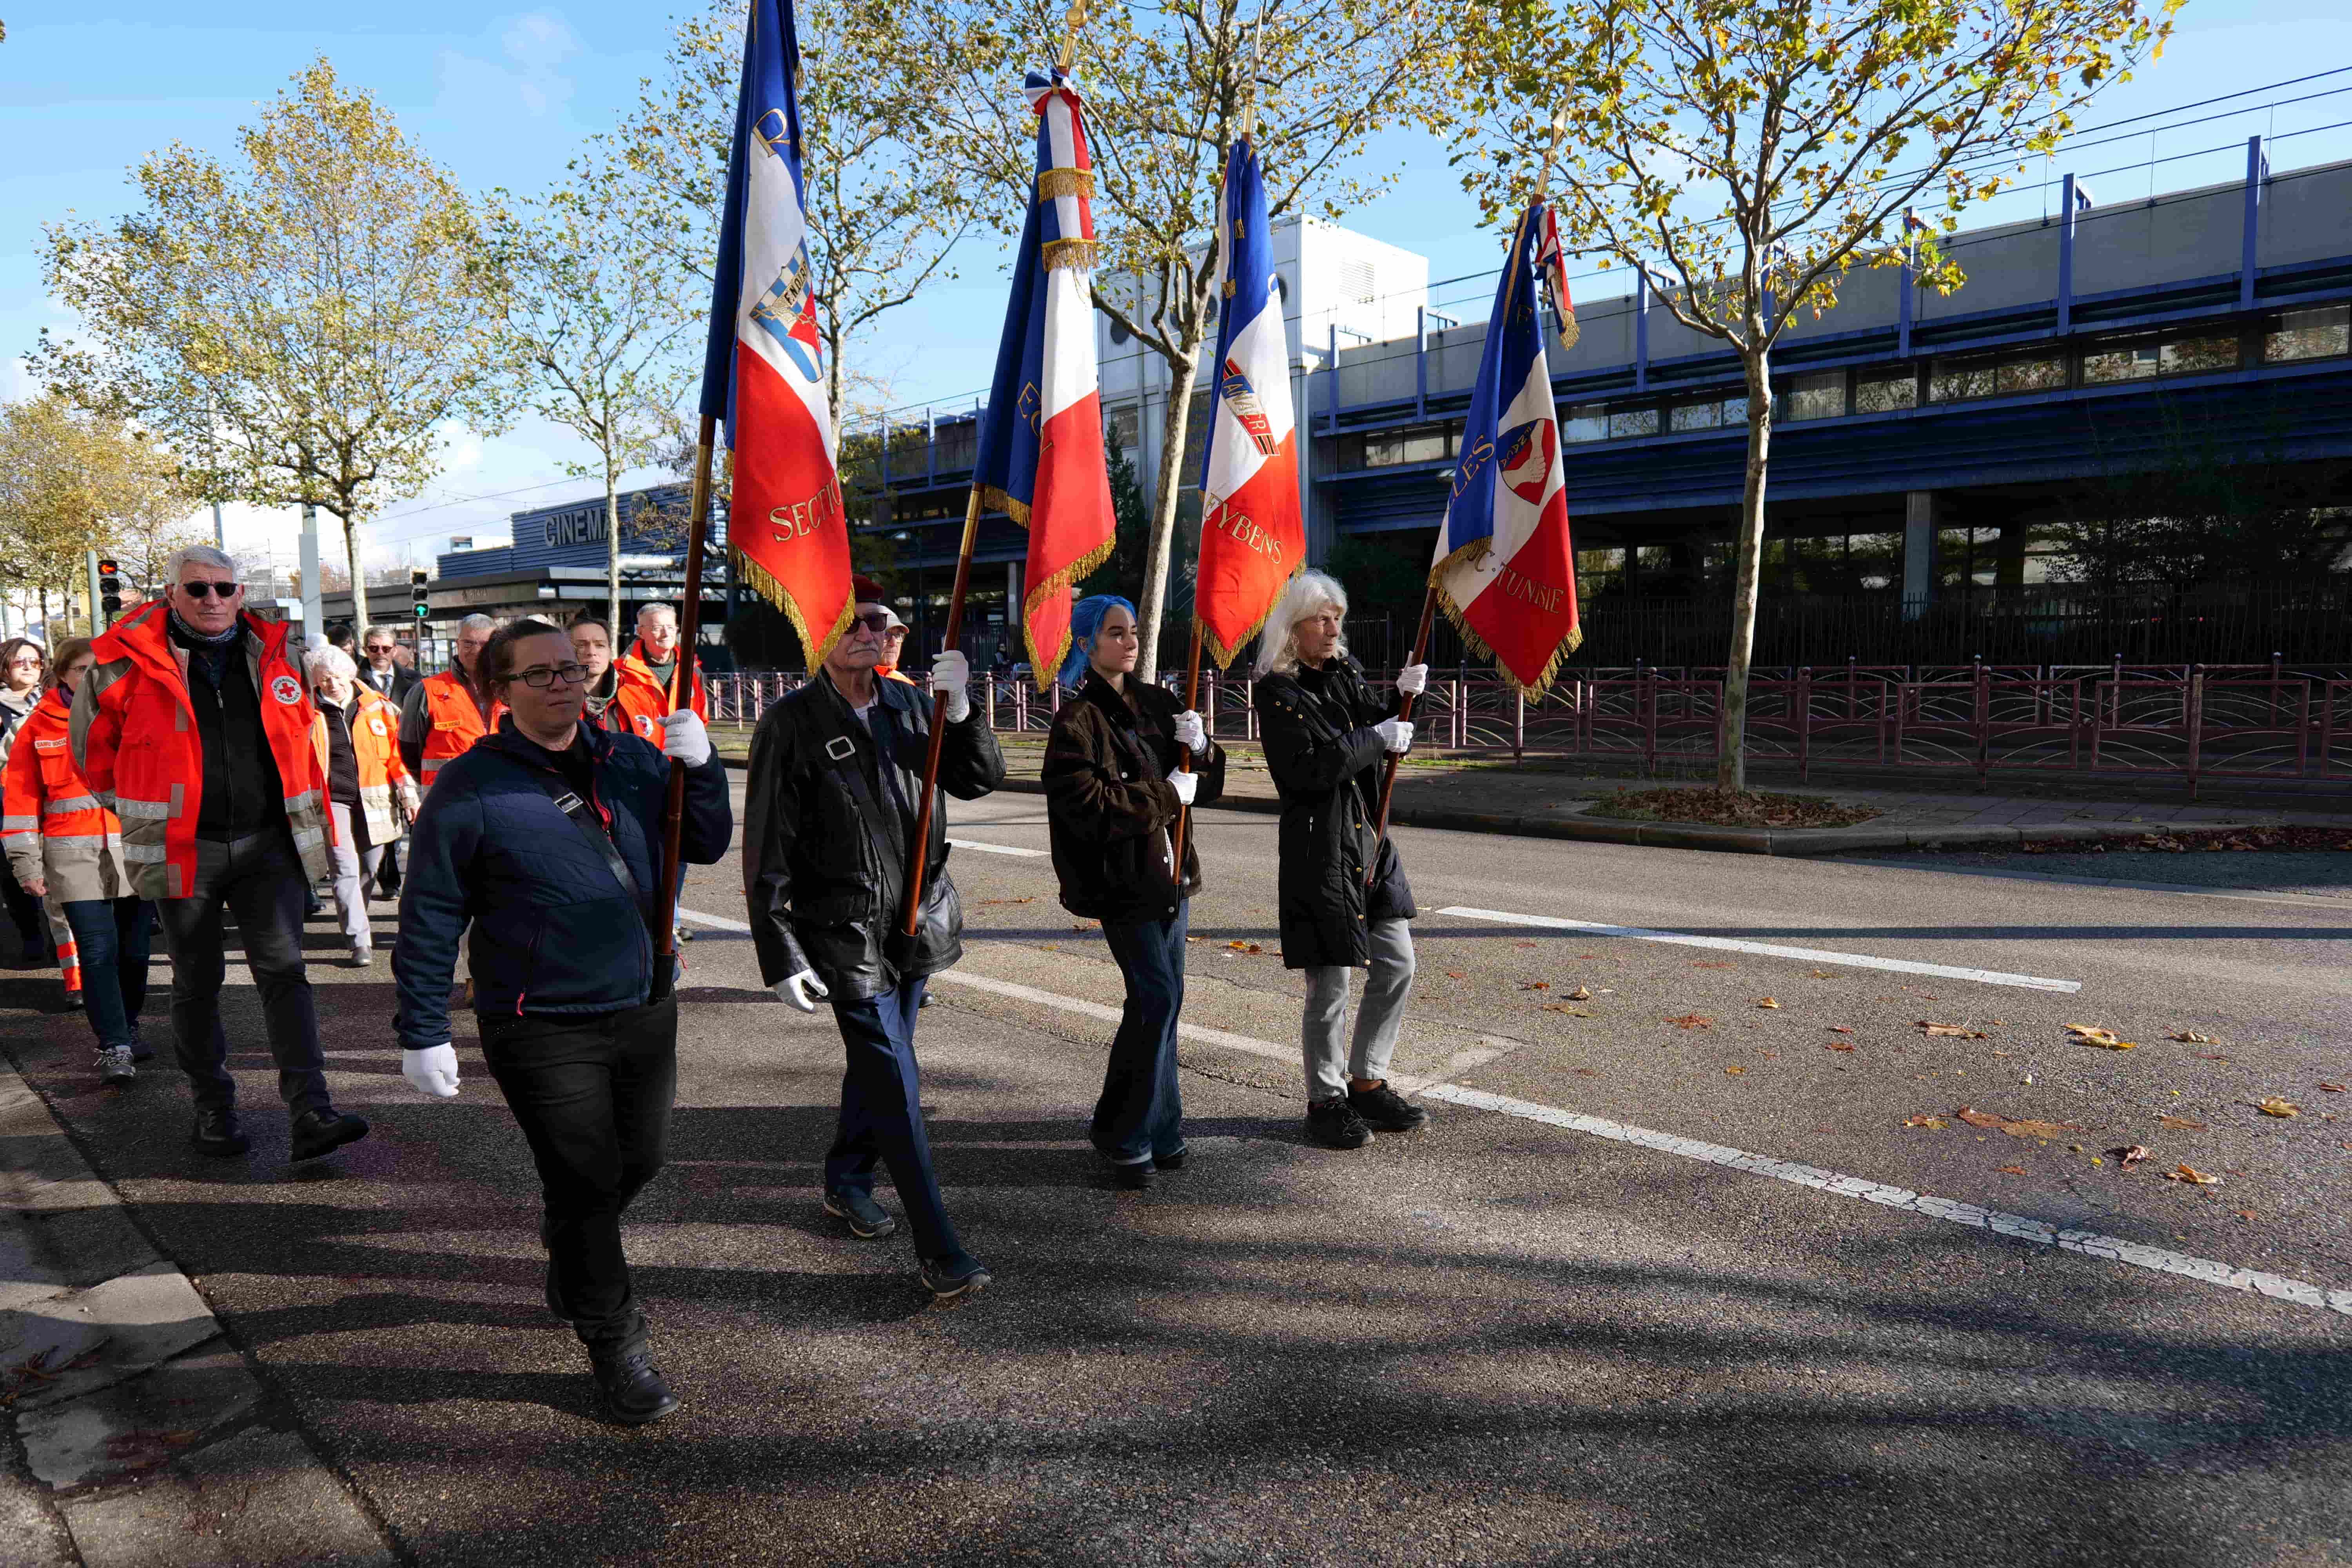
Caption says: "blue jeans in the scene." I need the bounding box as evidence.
[1094,901,1189,1165]
[826,980,962,1260]
[62,896,153,1051]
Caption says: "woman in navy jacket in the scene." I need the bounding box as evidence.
[392,618,731,1426]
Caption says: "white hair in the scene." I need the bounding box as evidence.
[361,624,401,646]
[167,543,236,581]
[304,644,356,682]
[637,603,677,626]
[457,613,498,636]
[1250,570,1350,681]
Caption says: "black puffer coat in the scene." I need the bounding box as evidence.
[1255,655,1414,970]
[743,670,1005,1000]
[1042,673,1225,923]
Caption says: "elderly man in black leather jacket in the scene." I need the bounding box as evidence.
[744,583,1004,1302]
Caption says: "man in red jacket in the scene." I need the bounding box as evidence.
[72,545,370,1164]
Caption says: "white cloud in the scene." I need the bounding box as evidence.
[435,9,581,121]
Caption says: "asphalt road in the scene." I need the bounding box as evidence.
[4,777,2350,1567]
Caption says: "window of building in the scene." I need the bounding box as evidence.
[2265,305,2350,363]
[1996,355,2066,395]
[1854,369,1917,414]
[1670,398,1722,432]
[1930,353,2062,403]
[1575,546,1626,597]
[2082,338,2160,384]
[1364,425,1452,467]
[1783,370,1846,421]
[1108,318,1132,346]
[1562,405,1608,443]
[1607,405,1660,439]
[1105,406,1141,452]
[2158,332,2239,376]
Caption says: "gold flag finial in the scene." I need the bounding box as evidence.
[1059,0,1085,70]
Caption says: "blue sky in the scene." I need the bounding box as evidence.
[5,1,2350,573]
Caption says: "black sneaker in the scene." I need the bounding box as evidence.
[1305,1095,1372,1149]
[95,1046,136,1086]
[919,1252,992,1303]
[290,1108,370,1163]
[822,1188,899,1240]
[591,1347,680,1426]
[1102,1158,1153,1191]
[1348,1080,1431,1133]
[192,1106,249,1157]
[1154,1146,1189,1172]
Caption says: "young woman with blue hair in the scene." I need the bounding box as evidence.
[1040,595,1223,1188]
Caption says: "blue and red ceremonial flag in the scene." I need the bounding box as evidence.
[1194,133,1303,670]
[699,0,853,667]
[1429,198,1582,693]
[971,68,1116,690]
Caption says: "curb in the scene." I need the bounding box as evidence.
[0,1063,398,1568]
[989,776,2266,857]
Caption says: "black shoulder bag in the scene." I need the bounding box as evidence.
[504,753,675,1002]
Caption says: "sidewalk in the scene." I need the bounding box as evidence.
[0,1063,396,1568]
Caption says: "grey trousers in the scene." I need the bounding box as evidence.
[327,804,384,953]
[1301,918,1417,1098]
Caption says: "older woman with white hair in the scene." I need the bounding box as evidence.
[306,643,418,967]
[1251,570,1431,1150]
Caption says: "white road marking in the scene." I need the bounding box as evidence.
[677,902,2337,1314]
[1419,1081,2351,1317]
[947,837,1050,858]
[1438,905,2082,993]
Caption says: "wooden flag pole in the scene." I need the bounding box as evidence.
[900,488,984,938]
[656,412,718,979]
[1170,621,1205,874]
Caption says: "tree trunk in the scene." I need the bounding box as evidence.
[604,455,623,628]
[1134,348,1203,683]
[1717,348,1774,793]
[341,510,364,635]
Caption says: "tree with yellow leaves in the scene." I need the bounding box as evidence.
[0,395,198,632]
[1448,0,2179,789]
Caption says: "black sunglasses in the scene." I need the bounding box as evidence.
[177,581,241,599]
[851,611,895,633]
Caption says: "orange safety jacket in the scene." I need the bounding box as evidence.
[620,638,706,719]
[2,688,130,908]
[71,602,334,902]
[311,686,415,846]
[589,661,671,746]
[418,668,506,790]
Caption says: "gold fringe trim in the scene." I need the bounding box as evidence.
[1022,530,1118,690]
[1036,167,1094,201]
[982,483,1032,527]
[733,544,855,671]
[1427,546,1583,698]
[1041,238,1099,272]
[1194,559,1303,671]
[1557,309,1581,351]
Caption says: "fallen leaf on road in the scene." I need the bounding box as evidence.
[2321,1083,2348,1093]
[2255,1097,2301,1117]
[1724,1065,1746,1076]
[1515,941,1538,949]
[1520,980,1550,991]
[1573,1067,1599,1077]
[1665,1014,1715,1029]
[1756,996,1782,1009]
[2065,1023,2137,1050]
[2163,1164,2223,1185]
[1225,940,1261,953]
[1827,1025,1853,1034]
[1540,1004,1593,1016]
[1955,1107,2005,1129]
[2113,1144,2150,1167]
[976,896,1035,907]
[1997,1165,2027,1175]
[2196,1053,2232,1062]
[1444,970,1465,980]
[1824,1041,1856,1053]
[1904,1114,1947,1129]
[2168,1030,2216,1044]
[1956,1105,2090,1138]
[2159,1114,2207,1130]
[1919,1021,1988,1038]
[2236,1210,2258,1221]
[1809,969,1834,978]
[1567,985,1592,1001]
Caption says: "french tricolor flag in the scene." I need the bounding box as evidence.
[1194,133,1303,670]
[972,69,1116,691]
[1430,198,1582,693]
[699,0,852,667]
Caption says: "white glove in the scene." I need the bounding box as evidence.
[660,709,711,767]
[1374,717,1415,754]
[929,649,971,723]
[1396,662,1429,697]
[397,783,421,820]
[773,969,830,1012]
[403,1043,461,1098]
[1166,768,1200,807]
[1171,709,1207,754]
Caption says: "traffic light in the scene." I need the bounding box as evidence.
[410,568,430,621]
[96,559,122,621]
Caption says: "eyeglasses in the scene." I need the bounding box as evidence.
[852,611,895,633]
[365,645,396,655]
[176,581,240,599]
[513,662,590,689]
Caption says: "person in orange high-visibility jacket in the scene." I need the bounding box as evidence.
[71,547,370,1166]
[400,613,504,791]
[619,604,706,719]
[570,615,670,745]
[5,637,152,1083]
[308,644,419,969]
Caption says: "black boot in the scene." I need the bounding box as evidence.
[192,1106,249,1157]
[586,1319,679,1426]
[290,1107,370,1163]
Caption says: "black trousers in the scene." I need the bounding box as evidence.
[0,858,48,962]
[481,995,677,1348]
[156,830,330,1115]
